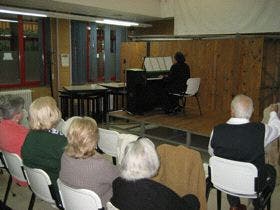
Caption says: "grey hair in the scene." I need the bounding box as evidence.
[0,95,24,119]
[120,137,159,181]
[231,94,254,119]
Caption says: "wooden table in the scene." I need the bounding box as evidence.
[98,82,126,111]
[62,84,108,122]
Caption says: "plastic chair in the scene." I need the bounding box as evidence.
[57,179,103,210]
[106,201,119,210]
[1,151,28,205]
[169,78,201,115]
[206,156,272,210]
[0,150,6,169]
[98,128,119,165]
[182,78,202,115]
[23,166,63,209]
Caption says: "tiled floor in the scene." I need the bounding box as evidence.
[1,123,279,210]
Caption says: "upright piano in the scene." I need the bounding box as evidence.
[126,56,173,114]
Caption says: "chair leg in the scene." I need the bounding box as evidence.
[3,175,12,204]
[195,94,202,115]
[112,157,117,165]
[182,97,186,113]
[217,190,221,210]
[28,192,36,210]
[267,196,271,210]
[206,177,213,200]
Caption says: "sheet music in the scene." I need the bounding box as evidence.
[150,57,160,71]
[157,57,166,70]
[163,56,173,70]
[144,57,153,72]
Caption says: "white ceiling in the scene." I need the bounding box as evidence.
[0,0,163,22]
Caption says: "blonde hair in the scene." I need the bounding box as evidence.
[65,117,99,159]
[29,96,61,130]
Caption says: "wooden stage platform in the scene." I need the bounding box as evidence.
[107,110,229,151]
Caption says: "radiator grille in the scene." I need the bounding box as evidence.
[0,89,32,110]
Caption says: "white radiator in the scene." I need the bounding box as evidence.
[0,89,32,110]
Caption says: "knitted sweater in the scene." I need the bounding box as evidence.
[21,129,67,192]
[59,152,119,206]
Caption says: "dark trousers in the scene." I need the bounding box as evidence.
[227,164,276,209]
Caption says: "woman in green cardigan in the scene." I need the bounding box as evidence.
[21,96,67,207]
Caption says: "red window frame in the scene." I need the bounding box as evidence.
[0,15,47,88]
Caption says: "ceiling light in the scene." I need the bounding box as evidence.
[95,19,139,27]
[0,18,18,23]
[0,9,47,17]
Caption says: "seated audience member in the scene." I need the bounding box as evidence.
[0,95,29,186]
[0,95,28,156]
[21,96,67,206]
[162,52,190,114]
[208,94,280,210]
[59,117,119,206]
[111,137,200,210]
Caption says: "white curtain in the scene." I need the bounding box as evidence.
[167,0,280,35]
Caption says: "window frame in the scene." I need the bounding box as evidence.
[0,15,47,88]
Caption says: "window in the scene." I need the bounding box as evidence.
[71,20,124,84]
[0,14,20,85]
[0,15,48,88]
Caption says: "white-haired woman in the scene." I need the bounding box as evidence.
[59,117,119,207]
[110,138,200,210]
[21,96,67,207]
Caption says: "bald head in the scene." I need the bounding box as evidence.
[231,94,254,119]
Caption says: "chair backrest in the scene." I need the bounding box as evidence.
[209,156,258,198]
[2,151,26,182]
[185,78,200,96]
[23,166,56,204]
[57,179,102,210]
[0,150,6,168]
[98,128,119,157]
[106,201,119,210]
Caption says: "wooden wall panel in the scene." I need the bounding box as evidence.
[260,39,280,119]
[120,42,147,81]
[31,87,51,100]
[194,40,216,113]
[238,38,263,121]
[213,39,236,113]
[58,19,71,90]
[50,18,71,102]
[122,37,272,120]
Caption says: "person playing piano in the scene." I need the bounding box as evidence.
[162,51,190,114]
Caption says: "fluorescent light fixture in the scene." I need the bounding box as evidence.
[95,19,139,27]
[0,18,18,23]
[0,9,47,17]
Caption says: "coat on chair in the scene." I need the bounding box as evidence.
[153,144,207,210]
